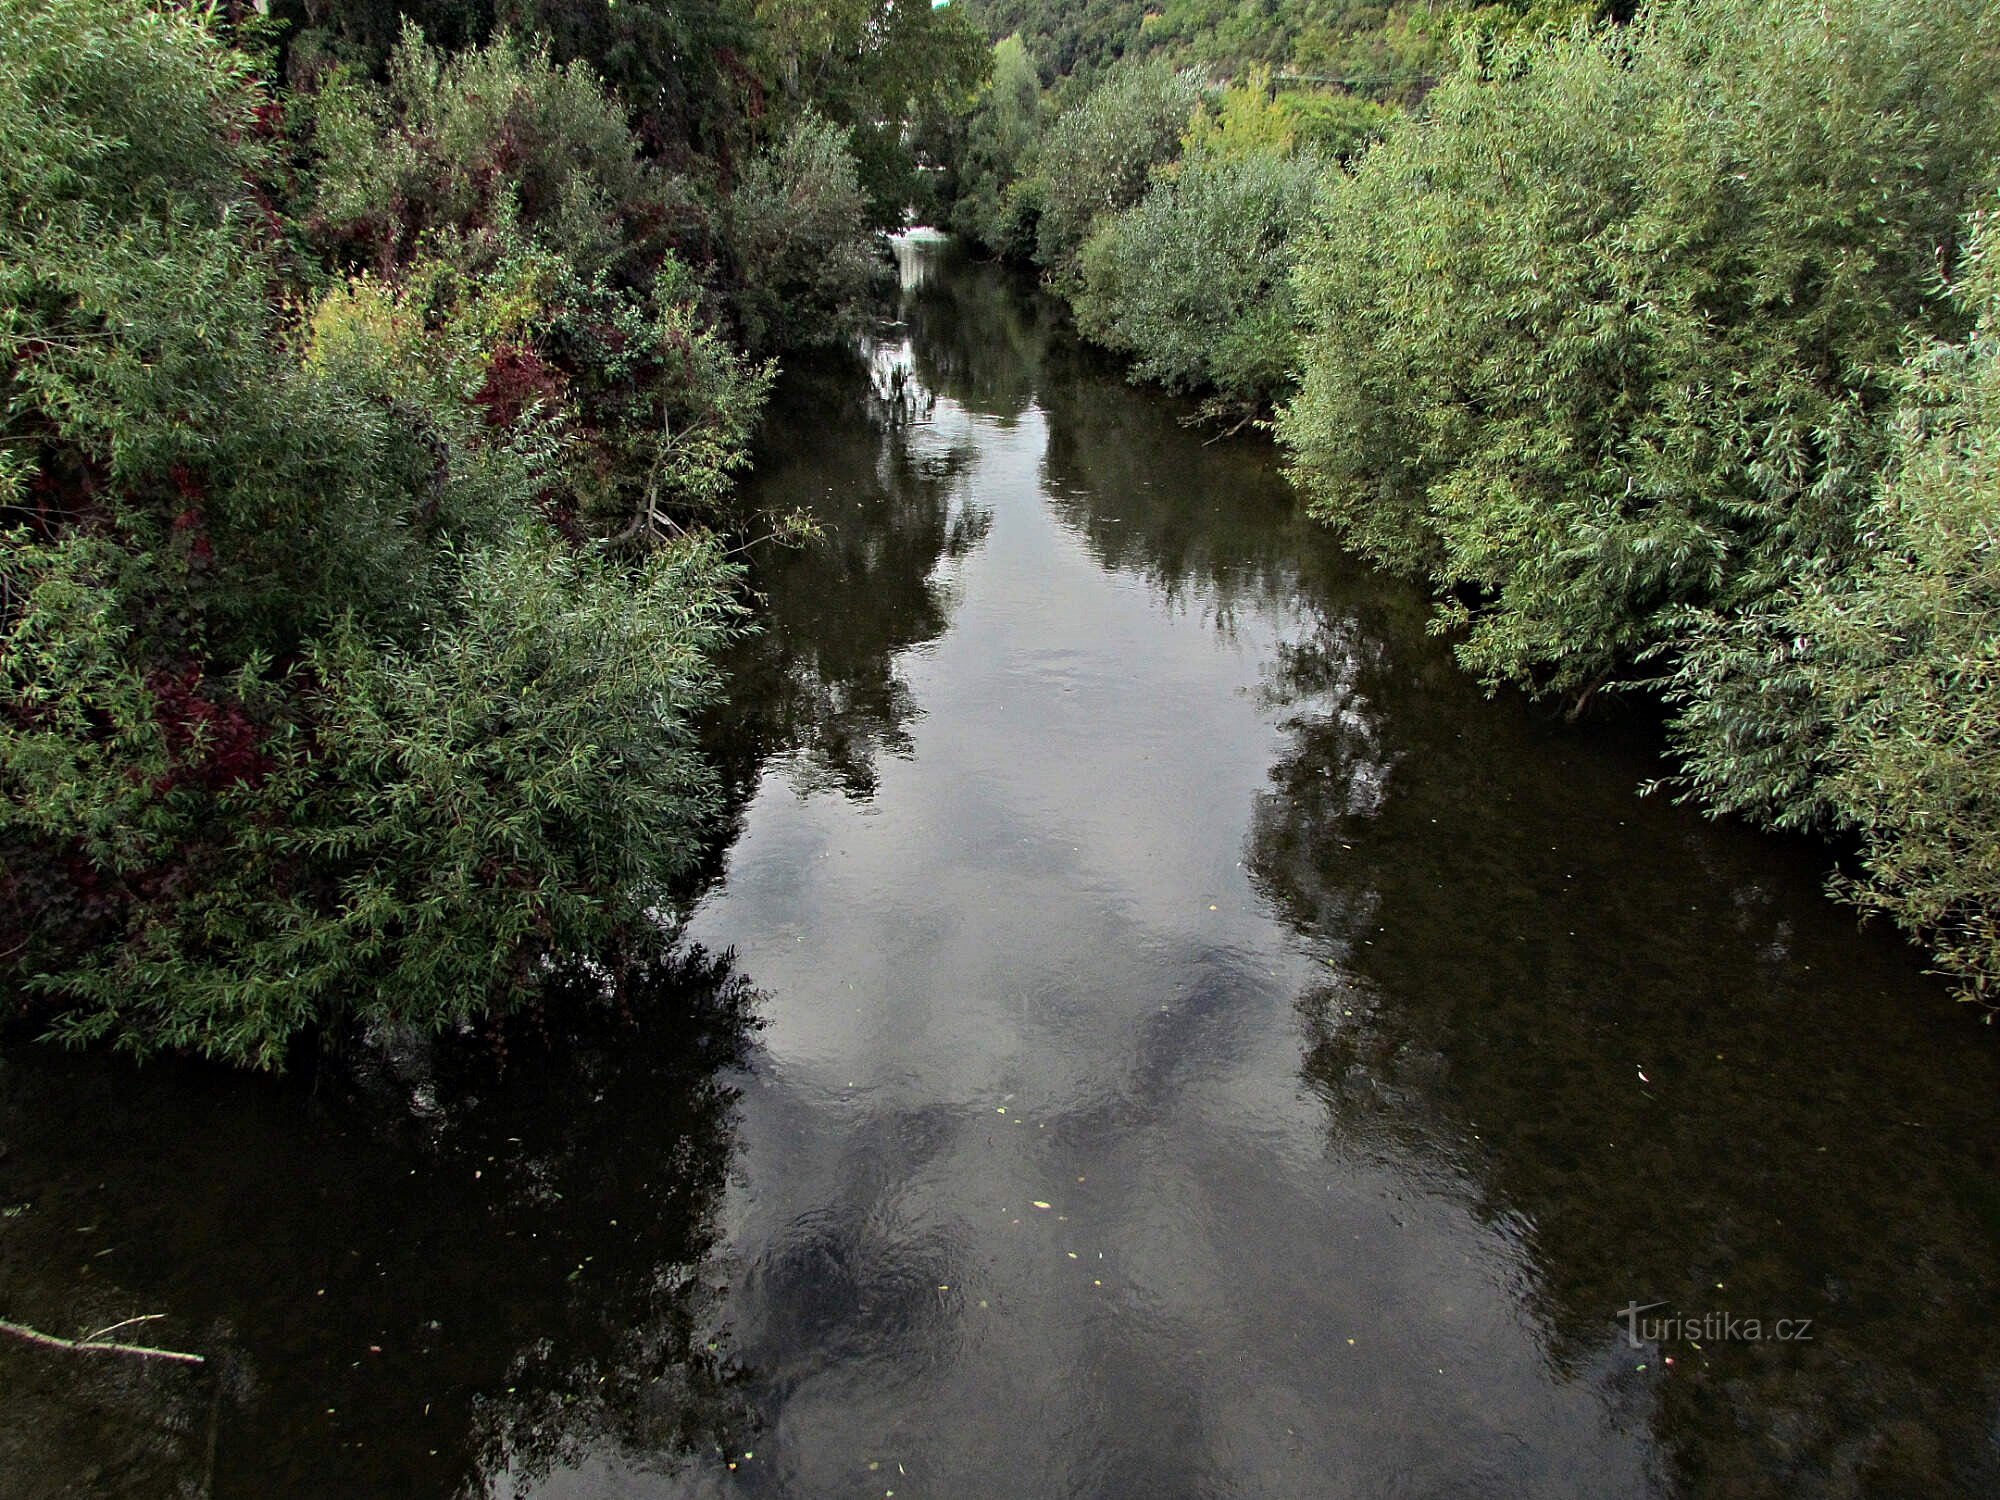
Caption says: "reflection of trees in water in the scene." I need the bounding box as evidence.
[1028,336,1379,642]
[1246,602,2000,1498]
[860,332,936,429]
[901,246,1055,424]
[715,342,989,805]
[0,950,758,1499]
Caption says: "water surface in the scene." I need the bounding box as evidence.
[4,237,1999,1500]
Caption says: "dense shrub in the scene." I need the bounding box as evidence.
[947,34,1043,253]
[1279,0,2000,694]
[725,111,881,353]
[1030,57,1201,279]
[1074,75,1323,418]
[1277,0,2000,1001]
[1665,208,2000,1001]
[1,0,745,1064]
[310,23,688,279]
[274,0,760,166]
[307,29,774,543]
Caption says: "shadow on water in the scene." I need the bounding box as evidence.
[1249,601,2000,1498]
[0,951,757,1499]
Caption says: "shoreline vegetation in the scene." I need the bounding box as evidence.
[938,0,2000,1013]
[2,0,1996,1069]
[0,0,983,1065]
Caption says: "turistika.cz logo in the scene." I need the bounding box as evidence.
[1617,1301,1814,1349]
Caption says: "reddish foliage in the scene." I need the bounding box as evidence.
[474,344,565,428]
[169,497,216,565]
[19,452,109,538]
[146,664,274,795]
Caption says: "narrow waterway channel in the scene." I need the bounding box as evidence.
[4,236,2000,1499]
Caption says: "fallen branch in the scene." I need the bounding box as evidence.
[0,1315,204,1365]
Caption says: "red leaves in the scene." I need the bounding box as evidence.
[146,663,272,795]
[167,471,216,565]
[474,344,565,429]
[20,452,108,537]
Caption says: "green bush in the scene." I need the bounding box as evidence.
[1272,89,1397,161]
[306,28,774,544]
[1279,0,2000,694]
[725,111,881,353]
[1075,146,1322,417]
[1074,76,1324,418]
[310,23,683,280]
[1665,207,2000,1002]
[1,0,745,1065]
[947,34,1044,253]
[1277,0,2000,1003]
[1030,57,1201,279]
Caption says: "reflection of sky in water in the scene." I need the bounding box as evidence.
[661,238,2000,1500]
[677,272,1658,1497]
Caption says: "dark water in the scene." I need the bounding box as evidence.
[6,236,2000,1500]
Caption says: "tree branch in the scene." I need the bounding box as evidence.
[0,1315,204,1365]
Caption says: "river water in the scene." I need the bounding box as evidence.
[4,236,2000,1499]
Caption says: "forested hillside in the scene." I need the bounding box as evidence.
[963,0,1587,97]
[0,0,984,1065]
[932,0,2000,1008]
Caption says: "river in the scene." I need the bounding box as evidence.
[3,235,1999,1499]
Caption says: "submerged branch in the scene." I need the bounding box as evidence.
[0,1315,205,1365]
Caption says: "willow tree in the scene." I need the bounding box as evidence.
[1280,0,2000,694]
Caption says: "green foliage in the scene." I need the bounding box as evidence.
[276,0,758,160]
[1279,0,1595,104]
[1665,209,2000,1002]
[308,23,691,279]
[499,0,758,158]
[1058,70,1348,420]
[1177,67,1296,159]
[725,111,881,353]
[965,0,1598,98]
[752,0,989,226]
[5,527,739,1067]
[1280,0,2000,695]
[947,34,1044,252]
[1031,58,1202,279]
[1075,134,1322,416]
[1,0,751,1065]
[1271,87,1396,161]
[1279,0,2000,1002]
[964,0,1151,90]
[306,29,776,541]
